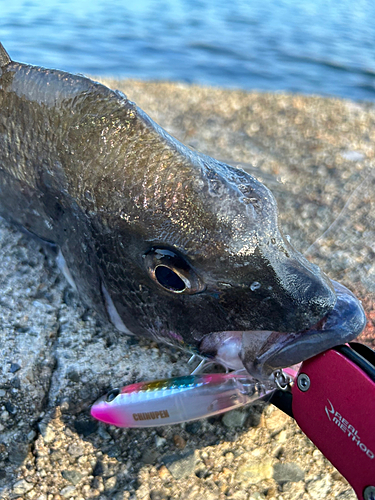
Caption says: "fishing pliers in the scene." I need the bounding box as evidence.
[270,342,375,500]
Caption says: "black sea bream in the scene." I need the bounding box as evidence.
[0,43,366,380]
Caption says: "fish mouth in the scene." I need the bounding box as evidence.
[200,280,366,381]
[239,280,366,380]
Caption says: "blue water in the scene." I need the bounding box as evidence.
[1,0,375,101]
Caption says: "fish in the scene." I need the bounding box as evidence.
[0,42,366,380]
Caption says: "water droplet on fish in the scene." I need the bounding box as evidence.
[250,281,261,291]
[218,282,232,288]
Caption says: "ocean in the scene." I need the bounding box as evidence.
[1,0,375,101]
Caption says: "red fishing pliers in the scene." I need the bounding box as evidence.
[270,343,375,499]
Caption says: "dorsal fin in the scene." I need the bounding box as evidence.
[0,42,11,68]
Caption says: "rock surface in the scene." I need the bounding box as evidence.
[1,79,374,499]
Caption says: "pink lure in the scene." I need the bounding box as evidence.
[91,372,276,428]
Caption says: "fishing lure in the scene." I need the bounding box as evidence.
[91,371,278,428]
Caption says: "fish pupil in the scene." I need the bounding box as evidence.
[155,265,186,292]
[106,388,120,402]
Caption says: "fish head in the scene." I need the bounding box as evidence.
[93,146,365,380]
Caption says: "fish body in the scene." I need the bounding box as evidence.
[0,43,366,379]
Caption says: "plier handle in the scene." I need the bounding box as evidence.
[270,343,375,500]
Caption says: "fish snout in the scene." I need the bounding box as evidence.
[275,257,337,333]
[239,280,366,381]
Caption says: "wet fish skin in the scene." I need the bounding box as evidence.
[0,44,356,378]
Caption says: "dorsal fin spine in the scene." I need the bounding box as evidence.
[0,42,12,68]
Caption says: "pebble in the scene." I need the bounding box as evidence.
[163,449,197,480]
[222,409,248,428]
[142,449,159,465]
[273,462,305,483]
[41,426,55,444]
[104,476,117,490]
[264,408,290,434]
[155,436,167,448]
[276,430,288,443]
[60,485,76,498]
[62,469,83,485]
[150,490,169,500]
[185,421,201,434]
[5,401,17,414]
[158,465,171,480]
[9,362,21,373]
[235,459,273,484]
[249,493,265,500]
[67,443,84,457]
[27,430,37,441]
[173,434,186,449]
[97,426,111,441]
[10,377,21,389]
[8,442,30,466]
[1,410,9,420]
[307,474,332,499]
[12,479,34,495]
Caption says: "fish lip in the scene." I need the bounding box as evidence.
[239,279,366,380]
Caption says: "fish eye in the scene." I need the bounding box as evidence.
[155,265,187,292]
[144,248,205,294]
[106,388,120,402]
